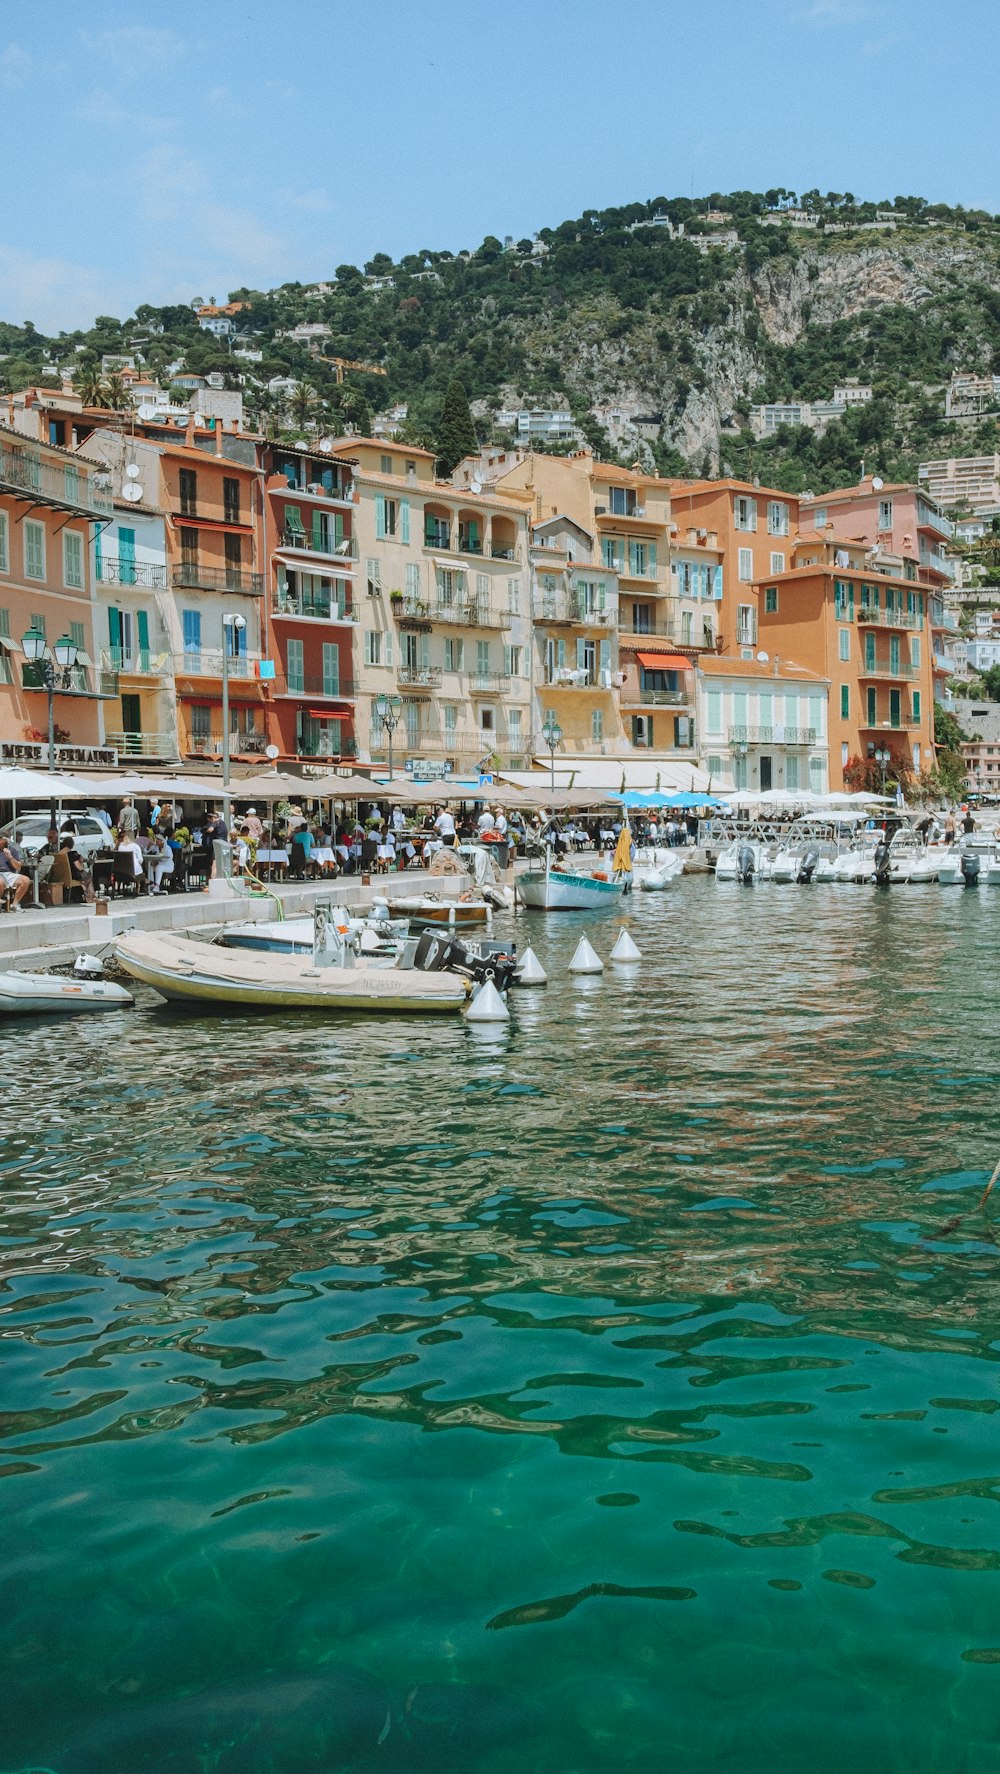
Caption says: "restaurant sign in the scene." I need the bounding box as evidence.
[1,741,119,768]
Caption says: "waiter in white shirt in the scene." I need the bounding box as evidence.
[434,806,457,847]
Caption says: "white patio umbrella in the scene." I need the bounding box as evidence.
[0,766,103,800]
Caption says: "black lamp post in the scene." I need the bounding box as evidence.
[541,711,562,790]
[374,693,403,781]
[22,626,78,829]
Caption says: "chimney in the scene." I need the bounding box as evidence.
[773,654,780,676]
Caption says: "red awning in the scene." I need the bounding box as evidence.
[635,651,690,671]
[307,707,349,718]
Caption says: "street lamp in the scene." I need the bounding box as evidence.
[373,692,403,781]
[874,746,891,797]
[220,613,247,808]
[541,711,562,790]
[22,627,78,829]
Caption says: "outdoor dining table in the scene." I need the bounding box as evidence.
[255,848,290,871]
[310,847,337,871]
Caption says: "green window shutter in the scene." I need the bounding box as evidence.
[322,642,339,695]
[312,509,324,550]
[865,633,875,669]
[400,498,410,545]
[136,609,150,657]
[707,689,721,733]
[649,543,657,571]
[419,633,429,669]
[285,504,303,535]
[108,607,122,650]
[912,690,921,721]
[576,637,586,670]
[598,583,606,612]
[0,512,7,572]
[629,542,639,575]
[557,639,566,669]
[599,638,611,675]
[602,539,614,568]
[867,687,876,725]
[841,684,850,719]
[375,494,386,540]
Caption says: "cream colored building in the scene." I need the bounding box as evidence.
[329,438,533,775]
[696,655,830,794]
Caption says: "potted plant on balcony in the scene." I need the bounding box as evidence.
[389,589,404,610]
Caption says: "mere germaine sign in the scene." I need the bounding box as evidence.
[1,742,119,768]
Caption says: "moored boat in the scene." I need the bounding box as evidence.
[116,931,468,1014]
[0,969,133,1015]
[517,863,627,910]
[386,894,492,928]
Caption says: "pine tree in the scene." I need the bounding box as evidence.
[436,379,477,474]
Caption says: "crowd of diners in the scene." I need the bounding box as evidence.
[0,788,692,908]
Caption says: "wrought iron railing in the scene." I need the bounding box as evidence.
[172,564,264,594]
[97,558,167,588]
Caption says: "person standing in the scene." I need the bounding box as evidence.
[118,796,140,839]
[434,805,457,847]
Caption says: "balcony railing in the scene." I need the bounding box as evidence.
[490,544,520,562]
[729,725,818,746]
[435,600,511,629]
[172,564,264,594]
[279,529,358,561]
[393,596,432,621]
[104,730,179,759]
[468,671,512,693]
[858,661,917,680]
[101,648,171,676]
[637,687,689,706]
[188,732,266,756]
[857,607,922,630]
[398,665,443,687]
[859,717,922,731]
[96,558,167,589]
[0,443,112,517]
[617,617,678,638]
[175,651,261,678]
[543,670,607,690]
[272,591,357,622]
[276,674,355,698]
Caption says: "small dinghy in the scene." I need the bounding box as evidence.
[116,931,468,1015]
[0,969,133,1016]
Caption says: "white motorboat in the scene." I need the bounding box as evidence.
[116,931,468,1014]
[517,849,628,910]
[638,854,685,892]
[220,909,408,956]
[0,969,133,1015]
[886,828,938,884]
[934,837,1000,886]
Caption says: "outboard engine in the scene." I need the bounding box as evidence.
[412,928,519,993]
[798,850,820,884]
[736,842,755,885]
[873,839,892,887]
[960,851,981,888]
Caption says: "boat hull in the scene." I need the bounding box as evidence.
[0,971,133,1015]
[117,932,467,1014]
[518,869,627,910]
[387,901,489,928]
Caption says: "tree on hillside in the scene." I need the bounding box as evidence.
[289,380,318,432]
[74,365,105,407]
[435,379,477,474]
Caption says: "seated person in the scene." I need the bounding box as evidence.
[115,833,144,881]
[145,831,175,894]
[0,834,31,908]
[50,836,87,904]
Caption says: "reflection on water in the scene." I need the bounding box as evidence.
[3,881,1000,1771]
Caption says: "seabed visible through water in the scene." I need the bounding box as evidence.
[3,879,1000,1772]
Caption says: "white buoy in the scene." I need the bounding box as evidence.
[610,928,642,963]
[516,946,548,986]
[466,979,510,1022]
[568,936,604,975]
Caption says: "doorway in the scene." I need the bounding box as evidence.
[121,693,141,736]
[760,755,773,791]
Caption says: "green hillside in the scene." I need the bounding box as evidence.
[4,187,1000,491]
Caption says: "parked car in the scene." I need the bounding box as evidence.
[0,813,112,861]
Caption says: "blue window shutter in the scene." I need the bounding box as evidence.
[420,632,429,669]
[713,565,723,601]
[576,637,586,670]
[649,543,657,571]
[400,498,410,545]
[183,610,201,651]
[600,638,611,674]
[136,609,149,653]
[375,494,386,540]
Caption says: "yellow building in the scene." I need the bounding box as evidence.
[329,438,533,774]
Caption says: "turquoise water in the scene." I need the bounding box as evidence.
[3,880,1000,1772]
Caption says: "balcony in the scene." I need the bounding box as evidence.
[172,563,264,595]
[728,725,817,746]
[187,733,266,756]
[857,606,922,630]
[543,670,608,691]
[612,559,660,582]
[276,674,356,698]
[175,651,262,679]
[435,601,511,629]
[617,616,677,638]
[21,663,108,699]
[398,665,443,688]
[0,442,112,518]
[277,528,358,563]
[104,730,179,759]
[468,672,512,694]
[101,648,171,676]
[96,557,167,589]
[859,718,921,732]
[859,660,918,680]
[393,596,432,623]
[490,544,521,562]
[636,687,690,707]
[272,590,357,622]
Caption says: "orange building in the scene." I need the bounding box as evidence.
[755,533,937,788]
[0,425,114,763]
[666,477,800,653]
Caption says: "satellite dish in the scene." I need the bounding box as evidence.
[471,476,483,493]
[121,482,144,503]
[265,744,280,760]
[125,463,140,479]
[756,650,769,662]
[871,475,884,491]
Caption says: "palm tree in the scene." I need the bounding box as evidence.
[289,380,317,432]
[75,365,106,408]
[102,372,130,412]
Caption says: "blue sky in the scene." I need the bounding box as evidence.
[1,0,997,333]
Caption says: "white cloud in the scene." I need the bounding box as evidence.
[0,245,132,333]
[277,186,332,215]
[134,144,288,297]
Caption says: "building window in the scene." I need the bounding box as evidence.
[191,704,211,743]
[839,627,850,661]
[734,495,757,532]
[223,477,240,523]
[706,689,723,735]
[910,636,921,667]
[366,557,381,596]
[509,709,522,748]
[912,690,921,721]
[0,511,8,573]
[767,501,788,536]
[182,609,201,655]
[878,499,893,531]
[840,684,850,719]
[180,526,198,568]
[224,533,243,586]
[736,604,757,645]
[841,741,849,768]
[24,519,45,581]
[179,468,197,516]
[737,547,753,582]
[444,637,464,672]
[286,638,304,692]
[591,708,603,742]
[508,576,520,614]
[769,553,785,575]
[380,455,392,474]
[63,530,84,589]
[786,755,799,790]
[322,642,340,696]
[375,496,397,539]
[364,630,382,667]
[765,587,778,613]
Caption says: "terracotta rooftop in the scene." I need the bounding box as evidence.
[697,653,825,682]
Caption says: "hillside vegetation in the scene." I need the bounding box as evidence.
[4,187,1000,489]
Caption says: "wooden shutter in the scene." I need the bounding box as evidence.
[400,498,410,545]
[375,494,386,540]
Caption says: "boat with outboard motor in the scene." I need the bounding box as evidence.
[116,930,469,1013]
[517,842,629,909]
[934,834,1000,886]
